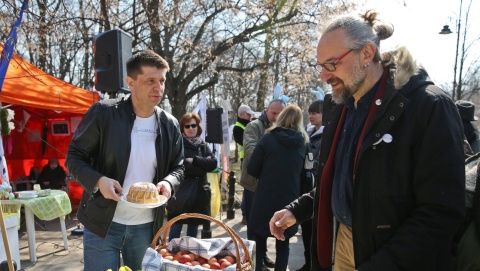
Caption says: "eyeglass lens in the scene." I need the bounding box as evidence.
[185,124,197,129]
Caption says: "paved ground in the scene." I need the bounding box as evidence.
[14,185,306,271]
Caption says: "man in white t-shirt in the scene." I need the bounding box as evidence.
[66,50,184,271]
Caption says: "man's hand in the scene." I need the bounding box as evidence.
[156,181,172,199]
[185,158,193,163]
[96,176,123,202]
[269,209,297,241]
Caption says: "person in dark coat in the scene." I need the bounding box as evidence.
[167,113,217,240]
[296,100,324,271]
[38,158,66,189]
[269,10,465,271]
[247,104,309,271]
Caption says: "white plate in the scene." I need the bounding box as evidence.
[120,195,167,209]
[17,194,38,199]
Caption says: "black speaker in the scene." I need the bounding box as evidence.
[93,29,132,93]
[205,108,223,144]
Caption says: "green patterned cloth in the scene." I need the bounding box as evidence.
[15,190,72,220]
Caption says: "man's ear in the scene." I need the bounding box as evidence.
[126,76,134,89]
[361,43,377,65]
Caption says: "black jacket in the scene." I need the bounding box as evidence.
[248,127,306,238]
[233,117,250,146]
[168,137,217,224]
[287,48,465,271]
[66,97,184,238]
[38,165,66,189]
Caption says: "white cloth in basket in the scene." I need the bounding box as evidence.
[142,236,255,271]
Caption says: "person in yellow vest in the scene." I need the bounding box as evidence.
[233,104,254,225]
[234,105,254,164]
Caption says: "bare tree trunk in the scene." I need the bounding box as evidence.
[100,0,111,30]
[36,0,48,71]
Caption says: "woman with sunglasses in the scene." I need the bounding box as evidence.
[167,113,217,240]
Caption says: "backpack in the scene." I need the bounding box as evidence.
[451,152,480,271]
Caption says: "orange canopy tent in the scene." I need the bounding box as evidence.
[0,43,99,114]
[0,43,100,181]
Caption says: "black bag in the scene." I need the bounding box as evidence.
[451,152,480,271]
[166,178,199,215]
[300,143,315,194]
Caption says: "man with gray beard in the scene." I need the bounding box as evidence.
[269,10,465,271]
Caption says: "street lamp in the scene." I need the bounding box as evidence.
[439,0,463,101]
[439,25,452,35]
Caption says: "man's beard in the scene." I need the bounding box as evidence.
[329,56,366,104]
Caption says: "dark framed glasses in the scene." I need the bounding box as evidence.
[311,49,353,73]
[184,124,198,129]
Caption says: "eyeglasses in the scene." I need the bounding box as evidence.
[184,124,198,129]
[311,49,353,73]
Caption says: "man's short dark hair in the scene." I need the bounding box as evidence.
[126,50,170,79]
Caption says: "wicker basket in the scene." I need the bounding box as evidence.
[150,213,253,271]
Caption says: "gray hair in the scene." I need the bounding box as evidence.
[323,10,394,62]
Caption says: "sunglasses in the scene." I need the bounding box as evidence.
[184,124,198,129]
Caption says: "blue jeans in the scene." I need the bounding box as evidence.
[168,223,199,241]
[83,221,153,271]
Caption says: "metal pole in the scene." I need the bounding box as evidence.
[453,0,463,100]
[227,171,236,219]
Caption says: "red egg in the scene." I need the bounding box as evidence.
[221,261,232,269]
[210,262,221,270]
[179,254,192,264]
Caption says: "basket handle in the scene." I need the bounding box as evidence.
[151,213,252,271]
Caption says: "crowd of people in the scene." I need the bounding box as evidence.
[61,8,480,271]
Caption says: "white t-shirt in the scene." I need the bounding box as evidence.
[112,114,158,225]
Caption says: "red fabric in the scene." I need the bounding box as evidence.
[0,42,100,180]
[316,67,390,268]
[317,107,347,268]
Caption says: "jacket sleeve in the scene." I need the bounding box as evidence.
[243,121,262,158]
[246,136,266,178]
[162,118,184,194]
[53,167,67,184]
[286,188,316,224]
[239,121,263,191]
[359,91,466,270]
[38,165,49,183]
[65,103,105,194]
[233,126,243,146]
[192,144,218,172]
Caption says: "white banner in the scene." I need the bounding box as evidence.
[192,93,207,140]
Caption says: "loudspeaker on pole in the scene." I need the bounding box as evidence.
[205,108,223,144]
[93,29,132,94]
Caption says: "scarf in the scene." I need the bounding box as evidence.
[182,134,202,146]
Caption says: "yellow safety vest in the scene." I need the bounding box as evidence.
[235,121,246,159]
